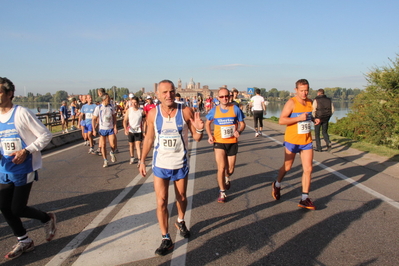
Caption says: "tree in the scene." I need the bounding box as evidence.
[53,90,69,103]
[333,54,399,148]
[135,90,143,98]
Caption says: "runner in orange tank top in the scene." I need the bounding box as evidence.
[271,79,320,210]
[205,88,246,203]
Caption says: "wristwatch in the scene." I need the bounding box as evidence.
[24,149,31,155]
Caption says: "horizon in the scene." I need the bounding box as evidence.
[3,1,399,96]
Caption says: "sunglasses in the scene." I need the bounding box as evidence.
[218,95,230,99]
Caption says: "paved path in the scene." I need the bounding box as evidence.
[0,119,398,266]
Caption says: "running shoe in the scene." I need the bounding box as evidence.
[155,238,174,256]
[129,157,135,165]
[255,132,259,137]
[44,213,57,241]
[88,148,96,154]
[272,181,281,200]
[175,221,190,238]
[110,151,117,163]
[84,140,88,146]
[137,160,141,168]
[224,176,231,190]
[114,149,119,154]
[103,159,108,168]
[327,145,332,152]
[5,240,34,259]
[218,191,227,203]
[97,148,102,156]
[298,198,316,210]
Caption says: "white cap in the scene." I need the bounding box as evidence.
[146,96,152,99]
[129,93,134,98]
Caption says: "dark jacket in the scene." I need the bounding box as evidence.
[314,95,332,122]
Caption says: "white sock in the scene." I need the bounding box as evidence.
[302,193,309,201]
[177,218,184,223]
[17,235,31,243]
[275,181,281,188]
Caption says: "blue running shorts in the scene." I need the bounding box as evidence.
[99,128,115,136]
[284,141,313,153]
[152,166,189,181]
[84,123,93,133]
[0,171,38,186]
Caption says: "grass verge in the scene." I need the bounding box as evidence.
[264,118,399,162]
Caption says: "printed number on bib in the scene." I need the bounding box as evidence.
[221,125,235,138]
[160,136,180,151]
[1,138,23,156]
[86,113,93,119]
[297,121,311,134]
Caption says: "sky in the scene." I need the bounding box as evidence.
[2,0,399,96]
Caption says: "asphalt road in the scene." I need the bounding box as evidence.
[0,119,398,266]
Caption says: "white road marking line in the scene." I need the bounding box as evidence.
[170,140,197,266]
[45,167,149,266]
[46,139,198,265]
[248,125,399,210]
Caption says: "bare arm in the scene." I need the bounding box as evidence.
[92,115,98,136]
[123,111,129,135]
[183,107,204,142]
[205,119,214,144]
[278,99,306,126]
[139,108,156,177]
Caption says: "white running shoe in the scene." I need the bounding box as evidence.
[44,213,57,241]
[5,239,35,259]
[110,151,117,163]
[255,132,259,137]
[130,157,135,164]
[103,159,108,168]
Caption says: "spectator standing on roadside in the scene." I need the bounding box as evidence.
[312,89,334,152]
[0,77,56,260]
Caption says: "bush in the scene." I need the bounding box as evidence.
[332,56,399,149]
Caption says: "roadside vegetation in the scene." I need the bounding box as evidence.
[265,117,399,162]
[330,55,399,150]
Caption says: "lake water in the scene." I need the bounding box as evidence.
[265,101,351,122]
[14,102,61,114]
[17,101,352,121]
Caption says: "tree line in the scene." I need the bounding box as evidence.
[14,86,138,103]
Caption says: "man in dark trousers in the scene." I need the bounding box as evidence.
[312,89,334,152]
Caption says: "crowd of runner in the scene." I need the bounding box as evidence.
[0,77,325,259]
